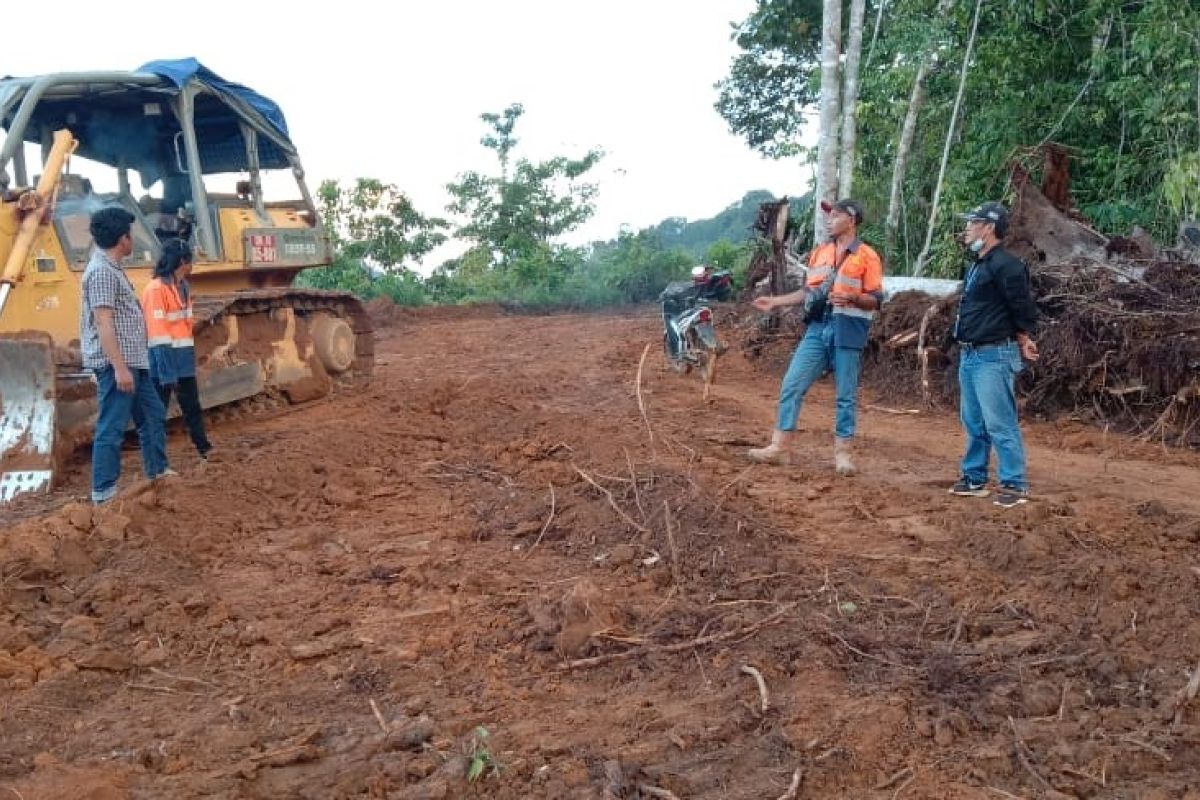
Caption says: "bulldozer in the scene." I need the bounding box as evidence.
[0,59,373,504]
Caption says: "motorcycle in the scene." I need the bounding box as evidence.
[660,266,733,398]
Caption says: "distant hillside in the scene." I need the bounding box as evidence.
[646,189,778,258]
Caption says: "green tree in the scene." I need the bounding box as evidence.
[705,239,743,271]
[318,178,447,270]
[715,0,825,158]
[298,178,447,304]
[446,104,603,269]
[588,229,694,303]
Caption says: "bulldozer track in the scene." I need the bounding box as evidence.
[192,287,374,376]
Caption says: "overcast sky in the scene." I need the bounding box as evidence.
[7,0,814,262]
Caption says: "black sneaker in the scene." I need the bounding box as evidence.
[993,485,1029,508]
[949,477,989,497]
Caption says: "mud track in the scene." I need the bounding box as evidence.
[2,306,1199,799]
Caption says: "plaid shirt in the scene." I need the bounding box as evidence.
[80,249,149,370]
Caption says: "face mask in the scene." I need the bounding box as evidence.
[968,238,985,253]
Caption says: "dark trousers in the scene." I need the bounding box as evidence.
[156,377,212,455]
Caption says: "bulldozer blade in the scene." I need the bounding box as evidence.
[0,334,58,503]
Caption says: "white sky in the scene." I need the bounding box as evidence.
[5,0,814,266]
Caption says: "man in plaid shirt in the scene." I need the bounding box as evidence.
[81,207,174,504]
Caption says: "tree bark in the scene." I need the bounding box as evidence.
[913,0,983,277]
[813,0,844,243]
[864,0,887,69]
[838,0,868,198]
[885,0,955,262]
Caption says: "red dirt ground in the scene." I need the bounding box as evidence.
[2,305,1199,799]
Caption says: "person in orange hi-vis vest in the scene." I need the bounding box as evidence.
[747,199,884,476]
[141,239,213,460]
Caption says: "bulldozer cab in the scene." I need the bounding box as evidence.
[0,58,330,274]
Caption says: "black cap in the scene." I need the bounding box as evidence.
[820,198,864,225]
[960,201,1008,231]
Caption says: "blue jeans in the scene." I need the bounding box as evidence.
[958,341,1028,490]
[91,365,169,503]
[775,321,863,439]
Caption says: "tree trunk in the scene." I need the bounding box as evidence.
[838,0,868,198]
[864,0,887,69]
[813,0,844,243]
[912,0,983,277]
[769,199,791,297]
[885,0,954,263]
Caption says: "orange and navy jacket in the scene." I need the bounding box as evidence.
[140,277,197,384]
[806,237,884,349]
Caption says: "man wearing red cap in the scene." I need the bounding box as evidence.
[748,199,884,475]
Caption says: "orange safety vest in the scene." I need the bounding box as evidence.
[141,277,195,349]
[806,239,884,323]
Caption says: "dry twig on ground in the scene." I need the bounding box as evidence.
[563,605,795,670]
[739,664,770,713]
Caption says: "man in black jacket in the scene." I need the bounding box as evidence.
[947,202,1040,508]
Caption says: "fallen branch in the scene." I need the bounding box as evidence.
[775,767,804,800]
[663,501,683,586]
[575,466,649,535]
[563,605,795,670]
[369,698,389,734]
[714,464,756,512]
[984,788,1028,800]
[916,301,942,407]
[824,629,918,671]
[625,448,646,522]
[1172,657,1200,727]
[852,500,880,524]
[947,607,968,655]
[891,771,916,800]
[635,343,656,457]
[740,664,770,714]
[355,606,451,625]
[421,459,514,487]
[1059,766,1105,786]
[147,667,221,689]
[733,572,797,586]
[886,330,919,348]
[127,682,184,695]
[865,404,921,415]
[639,785,681,800]
[525,483,557,556]
[852,553,943,565]
[1008,717,1053,793]
[875,767,914,791]
[1118,734,1172,762]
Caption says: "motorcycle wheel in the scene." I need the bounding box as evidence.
[663,332,692,374]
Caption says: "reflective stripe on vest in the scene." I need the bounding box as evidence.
[142,279,194,349]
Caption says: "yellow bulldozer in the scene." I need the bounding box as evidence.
[0,59,372,504]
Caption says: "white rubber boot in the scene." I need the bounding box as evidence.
[748,429,797,465]
[834,437,857,477]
